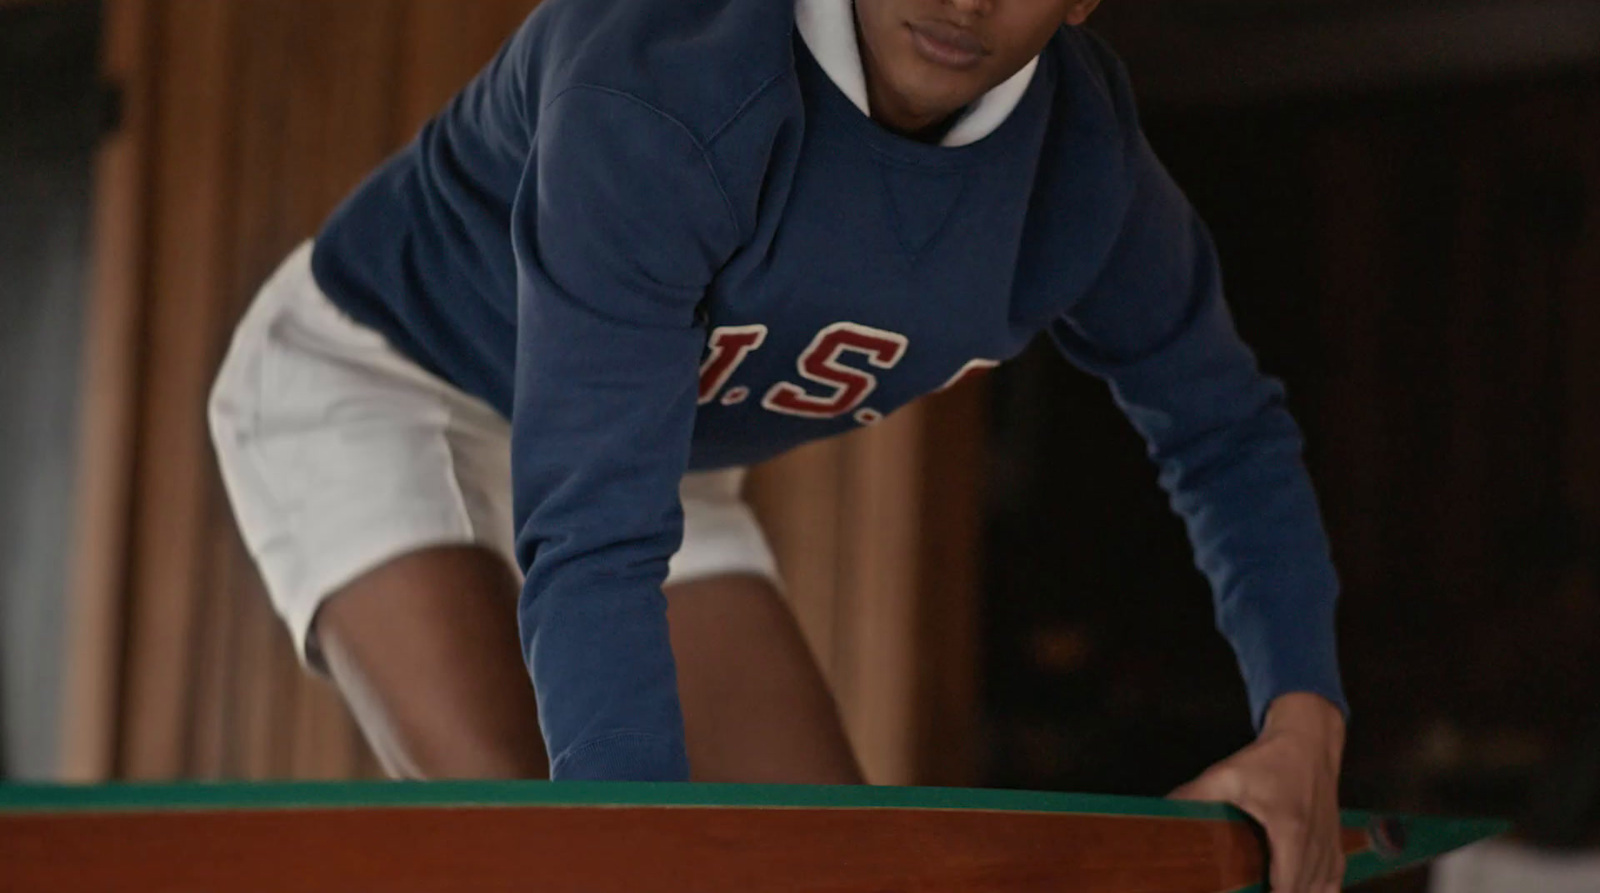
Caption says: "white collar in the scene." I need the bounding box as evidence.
[794,0,1039,147]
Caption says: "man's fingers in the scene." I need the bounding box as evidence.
[1261,811,1310,893]
[1168,760,1343,893]
[1168,766,1243,802]
[1277,813,1340,893]
[1302,813,1336,890]
[1169,767,1304,890]
[1166,779,1209,801]
[1314,838,1346,892]
[1313,827,1343,892]
[1308,804,1344,891]
[1297,841,1322,893]
[1211,787,1301,892]
[1301,833,1331,893]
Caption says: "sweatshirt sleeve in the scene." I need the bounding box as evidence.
[1050,59,1347,730]
[509,86,742,780]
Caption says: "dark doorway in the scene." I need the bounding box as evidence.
[0,0,105,780]
[981,2,1600,854]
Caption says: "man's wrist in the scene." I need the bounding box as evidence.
[1262,692,1346,762]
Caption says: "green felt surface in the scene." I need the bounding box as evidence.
[0,781,1508,890]
[0,780,1250,817]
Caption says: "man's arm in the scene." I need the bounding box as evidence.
[1053,35,1345,728]
[1053,33,1347,893]
[509,86,743,781]
[1050,144,1346,730]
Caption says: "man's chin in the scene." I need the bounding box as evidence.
[898,84,985,124]
[920,76,994,114]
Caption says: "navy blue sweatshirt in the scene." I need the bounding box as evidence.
[311,0,1346,781]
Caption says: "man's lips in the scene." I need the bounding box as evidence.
[906,20,988,71]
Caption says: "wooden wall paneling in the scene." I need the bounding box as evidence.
[1490,97,1568,553]
[288,0,412,231]
[117,0,244,780]
[912,382,985,788]
[1309,120,1389,620]
[1307,116,1413,783]
[836,408,927,786]
[747,385,987,787]
[61,0,155,783]
[184,0,298,783]
[1556,97,1600,748]
[193,0,297,781]
[747,442,848,680]
[187,521,241,777]
[397,0,542,134]
[1298,82,1600,795]
[230,572,293,780]
[1486,87,1600,729]
[1524,89,1600,512]
[1435,121,1492,617]
[287,677,359,781]
[1095,0,1600,110]
[750,424,924,785]
[1559,98,1600,523]
[1401,108,1478,633]
[752,395,984,787]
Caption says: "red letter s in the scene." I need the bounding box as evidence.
[762,322,909,421]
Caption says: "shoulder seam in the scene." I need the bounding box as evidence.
[706,69,790,145]
[541,83,745,241]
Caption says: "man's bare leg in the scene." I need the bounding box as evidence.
[316,547,548,779]
[668,573,863,784]
[314,546,861,784]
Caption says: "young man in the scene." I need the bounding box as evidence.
[211,0,1349,890]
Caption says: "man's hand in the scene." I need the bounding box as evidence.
[1169,693,1347,893]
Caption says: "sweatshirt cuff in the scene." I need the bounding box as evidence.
[1222,588,1349,733]
[549,732,690,782]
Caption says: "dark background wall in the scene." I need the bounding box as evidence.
[982,0,1600,862]
[0,0,103,780]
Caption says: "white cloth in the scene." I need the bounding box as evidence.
[794,0,1039,147]
[1430,841,1600,893]
[209,243,779,669]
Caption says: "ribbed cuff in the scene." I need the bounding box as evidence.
[1221,587,1348,732]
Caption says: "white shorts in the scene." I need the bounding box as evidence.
[209,243,779,668]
